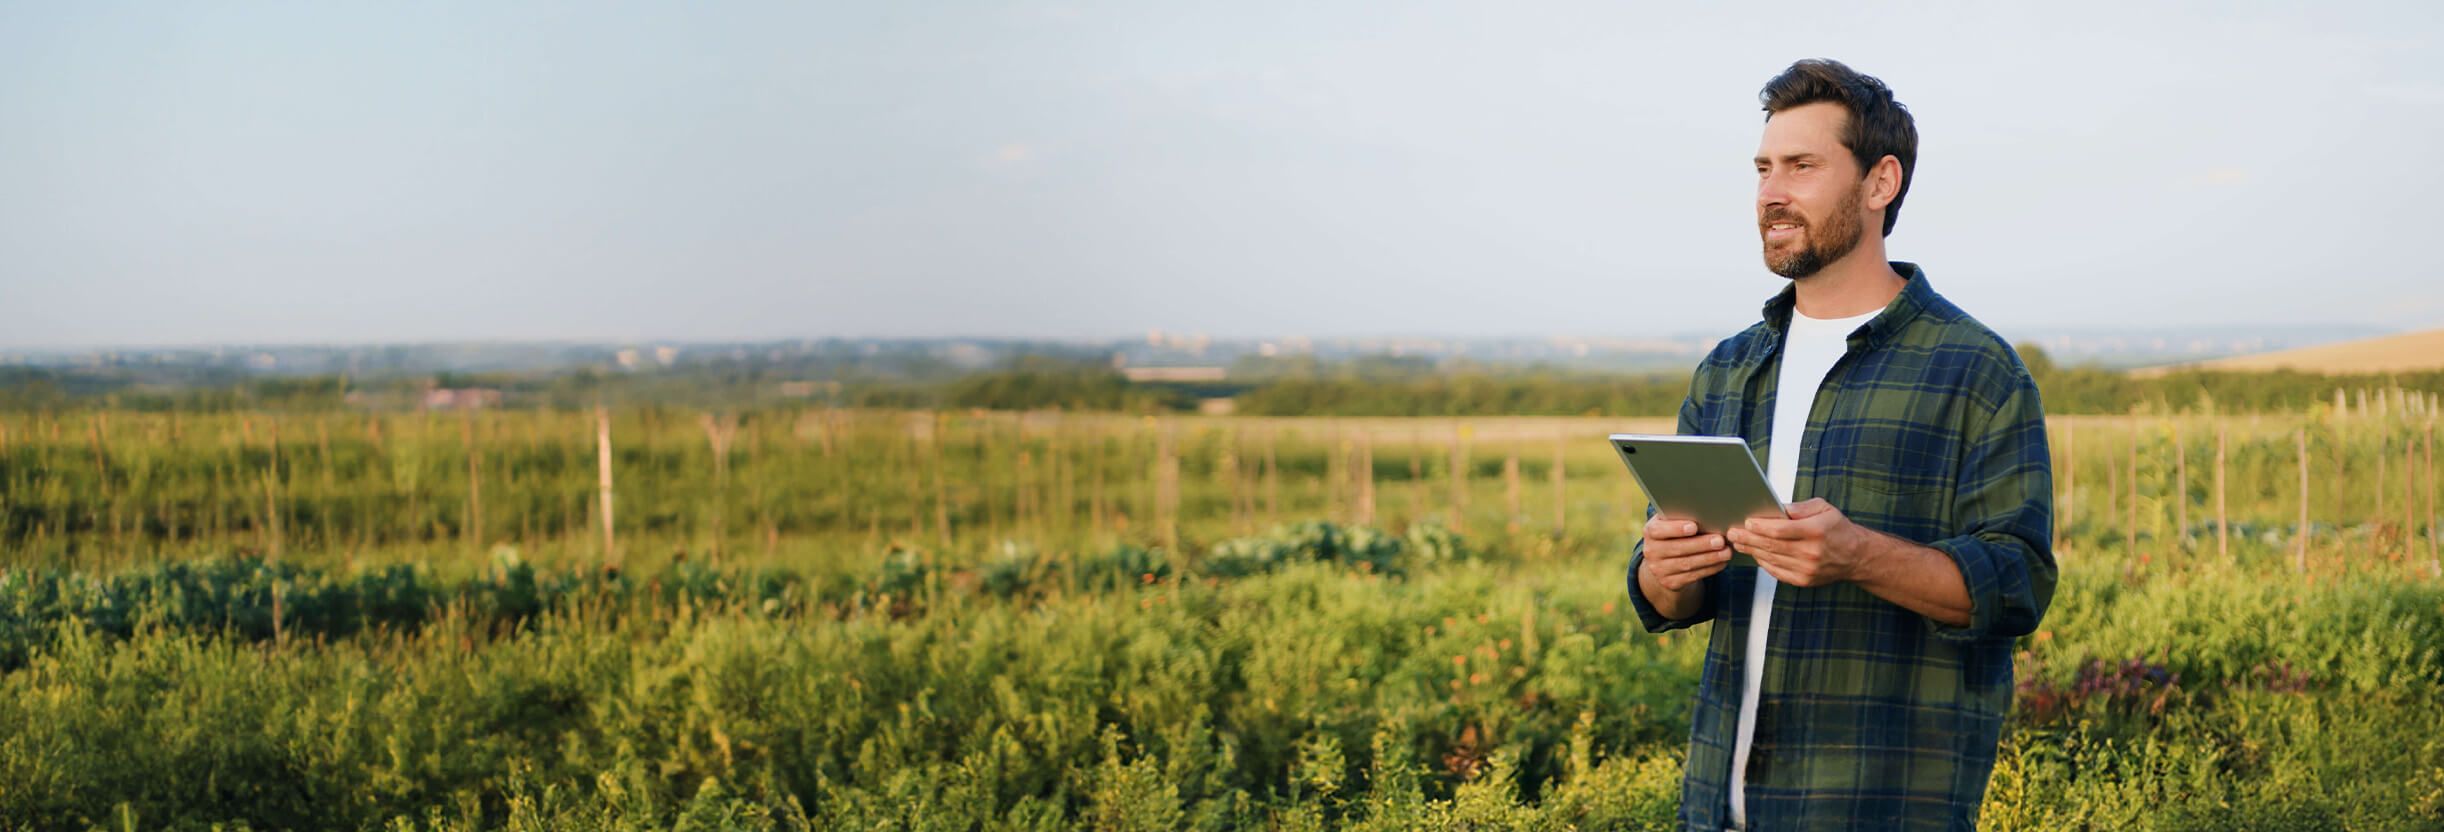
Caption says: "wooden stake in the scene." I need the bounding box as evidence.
[1053,418,1071,542]
[2127,417,2138,563]
[597,406,620,574]
[1358,431,1377,527]
[1327,423,1345,522]
[1408,432,1425,529]
[2425,418,2437,574]
[1016,449,1034,542]
[2295,427,2309,572]
[464,414,483,552]
[1552,434,1567,535]
[266,417,284,560]
[2063,421,2077,535]
[2105,427,2119,547]
[2173,418,2188,547]
[934,415,953,548]
[262,469,282,561]
[1264,429,1280,527]
[1090,428,1108,537]
[909,442,927,544]
[983,421,1003,544]
[701,412,738,562]
[1231,435,1251,533]
[2216,421,2229,562]
[1449,424,1470,533]
[1156,421,1179,552]
[2413,418,2425,568]
[1504,449,1523,536]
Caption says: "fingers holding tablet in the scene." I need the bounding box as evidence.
[1642,514,1733,590]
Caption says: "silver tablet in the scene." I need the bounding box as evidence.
[1609,433,1788,568]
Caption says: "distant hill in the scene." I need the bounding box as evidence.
[2130,328,2444,377]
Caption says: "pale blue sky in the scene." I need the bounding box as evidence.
[2,1,2438,347]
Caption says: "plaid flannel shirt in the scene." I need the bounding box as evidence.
[1624,261,2056,831]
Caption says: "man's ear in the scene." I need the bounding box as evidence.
[1866,155,1904,213]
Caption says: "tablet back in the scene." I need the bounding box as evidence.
[1609,433,1787,568]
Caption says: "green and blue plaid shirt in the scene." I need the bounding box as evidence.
[1625,262,2056,831]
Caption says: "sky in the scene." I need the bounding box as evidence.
[2,1,2440,348]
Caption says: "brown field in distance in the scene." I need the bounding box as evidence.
[2131,327,2444,377]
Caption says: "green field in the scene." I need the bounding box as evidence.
[2,406,2441,830]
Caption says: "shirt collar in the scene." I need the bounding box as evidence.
[1757,260,1935,356]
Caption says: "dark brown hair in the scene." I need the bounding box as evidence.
[1760,59,1917,237]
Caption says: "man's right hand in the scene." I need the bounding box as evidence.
[1638,515,1733,620]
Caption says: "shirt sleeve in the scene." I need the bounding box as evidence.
[1625,388,1721,633]
[1921,373,2057,642]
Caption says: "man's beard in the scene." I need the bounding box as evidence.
[1762,181,1866,279]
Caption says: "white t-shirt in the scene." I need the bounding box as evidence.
[1727,305,1879,828]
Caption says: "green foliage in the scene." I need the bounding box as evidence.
[1231,350,2444,418]
[2,546,2436,829]
[945,360,1192,413]
[4,404,2443,828]
[1234,372,1690,418]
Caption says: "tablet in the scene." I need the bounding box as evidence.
[1609,433,1788,568]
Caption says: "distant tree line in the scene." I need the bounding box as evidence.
[1232,345,2444,417]
[3,345,2438,416]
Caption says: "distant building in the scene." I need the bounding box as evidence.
[421,388,503,410]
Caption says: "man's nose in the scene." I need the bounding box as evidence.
[1757,170,1791,212]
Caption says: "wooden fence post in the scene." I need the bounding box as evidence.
[598,406,620,575]
[1504,448,1523,536]
[1408,430,1425,529]
[1449,424,1470,533]
[2408,420,2421,559]
[2414,418,2434,575]
[2216,421,2229,563]
[2064,421,2077,537]
[2127,416,2138,563]
[935,414,953,548]
[464,413,483,553]
[1327,422,1345,522]
[1264,429,1280,527]
[2295,427,2309,572]
[1552,434,1567,535]
[1156,421,1179,553]
[1358,431,1377,527]
[2173,418,2188,547]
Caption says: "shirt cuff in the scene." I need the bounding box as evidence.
[1920,534,2013,643]
[1625,543,1711,633]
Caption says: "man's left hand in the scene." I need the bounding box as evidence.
[1726,498,1875,588]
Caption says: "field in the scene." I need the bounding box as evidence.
[2133,327,2444,376]
[3,401,2443,830]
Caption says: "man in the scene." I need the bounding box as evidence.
[1624,59,2056,830]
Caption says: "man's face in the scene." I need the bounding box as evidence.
[1756,101,1868,279]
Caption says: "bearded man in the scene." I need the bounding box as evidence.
[1625,58,2057,831]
